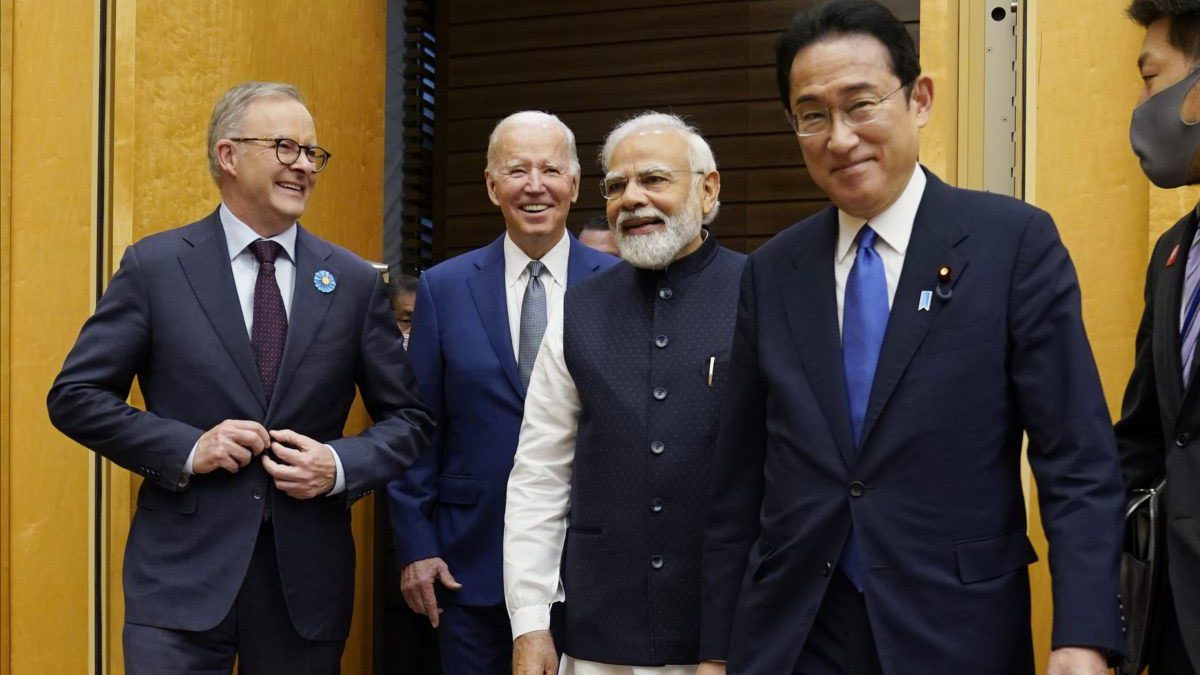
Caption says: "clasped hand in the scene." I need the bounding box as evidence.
[193,420,335,499]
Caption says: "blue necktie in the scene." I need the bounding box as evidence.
[840,225,888,591]
[1181,231,1200,385]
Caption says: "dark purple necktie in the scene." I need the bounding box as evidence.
[249,240,287,403]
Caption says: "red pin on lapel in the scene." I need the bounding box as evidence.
[1168,243,1181,268]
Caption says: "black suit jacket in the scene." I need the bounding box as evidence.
[1116,205,1200,663]
[700,169,1126,674]
[47,209,433,640]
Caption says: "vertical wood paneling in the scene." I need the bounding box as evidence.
[0,0,13,670]
[435,0,919,260]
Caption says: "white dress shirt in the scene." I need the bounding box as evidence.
[503,312,696,675]
[834,164,926,333]
[504,230,570,358]
[183,204,345,495]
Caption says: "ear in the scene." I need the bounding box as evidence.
[569,171,580,204]
[700,170,721,216]
[215,139,239,178]
[1183,75,1200,124]
[911,74,935,128]
[484,170,501,207]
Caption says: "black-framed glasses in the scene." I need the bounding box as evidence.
[600,169,704,200]
[230,137,332,173]
[787,84,907,137]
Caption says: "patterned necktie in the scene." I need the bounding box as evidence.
[1182,231,1200,386]
[840,225,889,591]
[518,260,547,390]
[250,240,288,403]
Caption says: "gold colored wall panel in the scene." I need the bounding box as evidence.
[5,0,100,672]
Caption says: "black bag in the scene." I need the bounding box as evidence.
[1118,477,1167,675]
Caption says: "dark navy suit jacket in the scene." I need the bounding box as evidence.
[387,233,617,606]
[47,209,433,640]
[699,169,1127,674]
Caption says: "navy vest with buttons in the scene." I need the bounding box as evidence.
[560,234,744,665]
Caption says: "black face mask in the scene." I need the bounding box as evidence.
[1131,67,1200,188]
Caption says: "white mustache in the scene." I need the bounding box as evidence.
[616,207,668,229]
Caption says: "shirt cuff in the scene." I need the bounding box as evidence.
[184,441,198,474]
[510,605,552,640]
[326,444,346,495]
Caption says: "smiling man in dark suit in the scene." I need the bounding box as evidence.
[387,111,617,674]
[696,2,1126,674]
[47,81,433,674]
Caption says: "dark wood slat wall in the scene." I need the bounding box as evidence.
[435,0,919,260]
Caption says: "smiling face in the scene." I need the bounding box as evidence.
[485,121,579,259]
[605,129,719,268]
[788,34,931,220]
[215,96,319,237]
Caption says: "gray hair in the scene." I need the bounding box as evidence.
[207,81,306,183]
[600,112,720,225]
[485,111,581,177]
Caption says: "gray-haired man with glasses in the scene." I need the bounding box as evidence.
[504,111,744,675]
[48,80,433,673]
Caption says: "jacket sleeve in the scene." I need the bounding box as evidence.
[1008,209,1127,656]
[47,245,201,491]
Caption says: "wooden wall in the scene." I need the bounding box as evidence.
[435,0,919,261]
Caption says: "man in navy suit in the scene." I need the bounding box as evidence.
[696,2,1126,674]
[47,81,433,673]
[387,111,618,674]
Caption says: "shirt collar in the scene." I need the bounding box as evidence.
[836,164,926,264]
[219,203,297,263]
[503,229,570,288]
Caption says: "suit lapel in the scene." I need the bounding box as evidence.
[566,234,604,288]
[469,237,525,398]
[178,210,268,412]
[859,173,968,448]
[1164,212,1196,416]
[270,226,336,417]
[783,210,856,466]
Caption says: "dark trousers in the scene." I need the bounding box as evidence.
[793,571,884,675]
[123,523,345,675]
[1151,581,1200,675]
[436,602,512,675]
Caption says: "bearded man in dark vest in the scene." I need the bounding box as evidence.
[503,111,746,675]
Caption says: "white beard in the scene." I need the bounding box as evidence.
[613,196,703,270]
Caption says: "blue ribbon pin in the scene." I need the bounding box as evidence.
[918,290,932,311]
[314,270,337,293]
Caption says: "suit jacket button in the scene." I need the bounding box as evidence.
[650,498,664,513]
[653,387,668,400]
[252,488,264,501]
[650,441,665,455]
[822,561,833,576]
[1177,432,1191,447]
[658,288,673,300]
[655,335,669,348]
[849,481,865,497]
[650,555,664,569]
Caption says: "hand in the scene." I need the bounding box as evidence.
[696,662,727,675]
[512,630,558,675]
[262,429,336,499]
[1046,647,1108,675]
[400,556,462,627]
[193,419,270,474]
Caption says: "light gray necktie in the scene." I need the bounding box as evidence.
[518,260,547,389]
[1182,230,1200,386]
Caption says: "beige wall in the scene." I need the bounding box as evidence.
[1,0,387,671]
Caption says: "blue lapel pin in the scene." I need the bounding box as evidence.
[314,270,336,293]
[918,290,933,311]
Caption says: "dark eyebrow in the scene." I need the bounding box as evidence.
[793,81,880,106]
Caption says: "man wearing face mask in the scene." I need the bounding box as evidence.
[1118,2,1200,673]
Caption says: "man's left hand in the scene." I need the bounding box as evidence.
[263,429,336,499]
[1047,647,1108,675]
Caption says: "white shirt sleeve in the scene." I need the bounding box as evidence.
[504,311,580,639]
